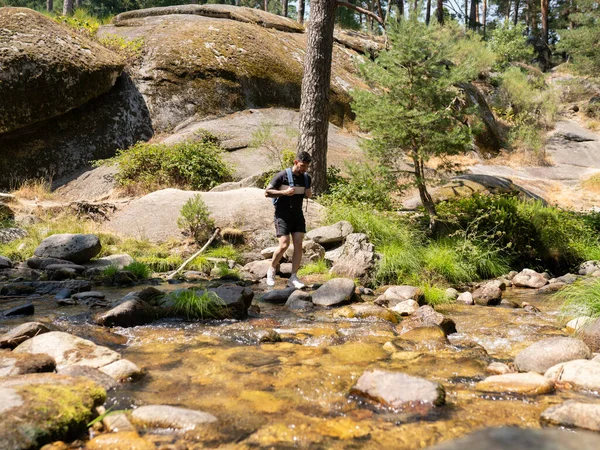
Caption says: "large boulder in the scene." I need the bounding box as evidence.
[472,281,503,306]
[0,8,124,134]
[514,337,592,373]
[311,278,356,307]
[100,5,368,132]
[330,233,376,283]
[34,234,101,264]
[545,359,600,392]
[426,427,600,450]
[541,401,600,432]
[306,221,353,246]
[512,268,548,289]
[105,188,323,243]
[13,331,121,370]
[94,298,160,328]
[0,373,106,450]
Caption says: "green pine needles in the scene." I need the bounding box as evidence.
[352,17,494,220]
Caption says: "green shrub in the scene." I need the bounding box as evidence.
[298,259,330,276]
[213,263,241,280]
[488,22,534,69]
[101,138,232,192]
[422,241,474,284]
[419,283,451,306]
[136,255,183,273]
[102,264,119,278]
[123,261,152,279]
[177,194,215,244]
[169,290,226,320]
[555,278,600,319]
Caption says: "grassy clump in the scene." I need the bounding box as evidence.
[98,137,233,194]
[123,261,152,279]
[554,278,600,319]
[213,263,241,280]
[205,245,242,263]
[102,264,119,278]
[169,290,226,320]
[298,259,330,277]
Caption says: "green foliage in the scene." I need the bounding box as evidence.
[319,163,394,211]
[488,22,534,69]
[555,278,600,319]
[352,17,491,215]
[98,34,144,63]
[298,259,330,277]
[136,255,183,272]
[123,261,152,279]
[557,0,600,76]
[169,289,226,320]
[100,138,232,192]
[47,9,102,37]
[250,121,297,170]
[177,194,215,244]
[213,263,241,279]
[205,245,242,263]
[102,264,119,278]
[419,284,451,306]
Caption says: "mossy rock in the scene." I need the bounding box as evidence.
[0,373,106,450]
[0,8,125,134]
[99,8,366,132]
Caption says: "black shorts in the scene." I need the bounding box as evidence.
[274,214,306,237]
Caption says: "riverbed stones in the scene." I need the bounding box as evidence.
[242,260,292,280]
[0,373,106,450]
[545,359,600,392]
[395,326,450,351]
[26,257,75,270]
[260,287,296,304]
[94,298,159,328]
[330,233,376,282]
[426,426,600,450]
[2,302,34,317]
[0,256,11,269]
[375,285,424,307]
[475,372,555,395]
[514,337,592,373]
[472,281,503,306]
[512,268,549,288]
[306,221,353,246]
[99,359,143,381]
[333,303,398,323]
[86,431,154,450]
[397,305,457,336]
[389,299,419,316]
[485,362,514,375]
[566,316,595,333]
[0,350,56,376]
[311,278,356,306]
[13,331,121,370]
[33,233,102,264]
[209,284,254,319]
[456,291,474,305]
[352,369,445,409]
[285,290,314,310]
[131,404,217,430]
[579,260,600,275]
[541,400,600,431]
[0,322,53,349]
[57,365,118,391]
[578,317,600,351]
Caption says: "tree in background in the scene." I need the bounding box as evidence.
[557,0,600,76]
[352,18,493,228]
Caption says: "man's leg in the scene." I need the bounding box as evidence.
[271,235,291,270]
[291,232,304,274]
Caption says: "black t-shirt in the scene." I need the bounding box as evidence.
[268,169,311,216]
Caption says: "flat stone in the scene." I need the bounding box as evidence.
[333,303,398,323]
[512,268,548,288]
[306,221,353,245]
[541,400,600,431]
[285,290,314,311]
[389,299,419,316]
[545,359,600,392]
[131,404,217,430]
[311,278,356,307]
[0,322,53,349]
[260,287,296,304]
[57,365,118,392]
[426,426,600,450]
[351,369,445,409]
[99,359,143,382]
[514,337,592,373]
[13,331,121,370]
[375,285,424,307]
[476,372,555,395]
[2,302,34,317]
[485,362,514,375]
[72,291,105,300]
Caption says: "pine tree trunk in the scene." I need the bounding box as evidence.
[506,0,511,20]
[482,0,487,35]
[47,0,53,12]
[63,0,74,16]
[412,153,437,231]
[264,0,268,12]
[298,0,305,24]
[283,0,289,17]
[75,0,81,8]
[513,0,520,24]
[298,0,337,195]
[398,0,404,19]
[469,0,477,29]
[541,0,550,70]
[426,0,431,24]
[436,0,443,24]
[465,0,468,25]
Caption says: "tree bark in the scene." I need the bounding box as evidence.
[469,0,477,29]
[283,0,289,17]
[298,0,338,195]
[63,0,74,16]
[436,0,444,24]
[465,0,469,25]
[75,0,81,8]
[426,0,432,24]
[482,0,487,36]
[298,0,306,24]
[412,153,437,231]
[541,0,550,69]
[47,0,53,12]
[264,0,268,12]
[513,0,520,24]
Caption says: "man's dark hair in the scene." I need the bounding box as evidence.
[296,151,312,163]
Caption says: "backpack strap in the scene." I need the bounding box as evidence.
[286,167,294,187]
[303,173,309,190]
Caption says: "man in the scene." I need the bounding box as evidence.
[264,151,312,288]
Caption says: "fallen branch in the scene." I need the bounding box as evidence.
[166,228,221,280]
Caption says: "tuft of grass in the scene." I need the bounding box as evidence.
[123,261,152,279]
[11,178,54,200]
[188,255,211,272]
[102,264,119,278]
[582,173,600,193]
[298,259,330,276]
[169,290,226,320]
[205,245,242,263]
[422,241,473,284]
[419,284,451,306]
[214,263,241,280]
[375,241,422,286]
[554,278,600,319]
[136,255,183,273]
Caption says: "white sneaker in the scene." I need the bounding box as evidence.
[288,274,305,289]
[266,267,276,286]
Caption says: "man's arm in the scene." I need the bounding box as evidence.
[265,171,294,198]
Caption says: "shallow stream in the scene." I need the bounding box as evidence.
[1,283,597,449]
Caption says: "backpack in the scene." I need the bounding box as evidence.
[272,167,310,205]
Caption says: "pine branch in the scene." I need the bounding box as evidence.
[336,0,385,26]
